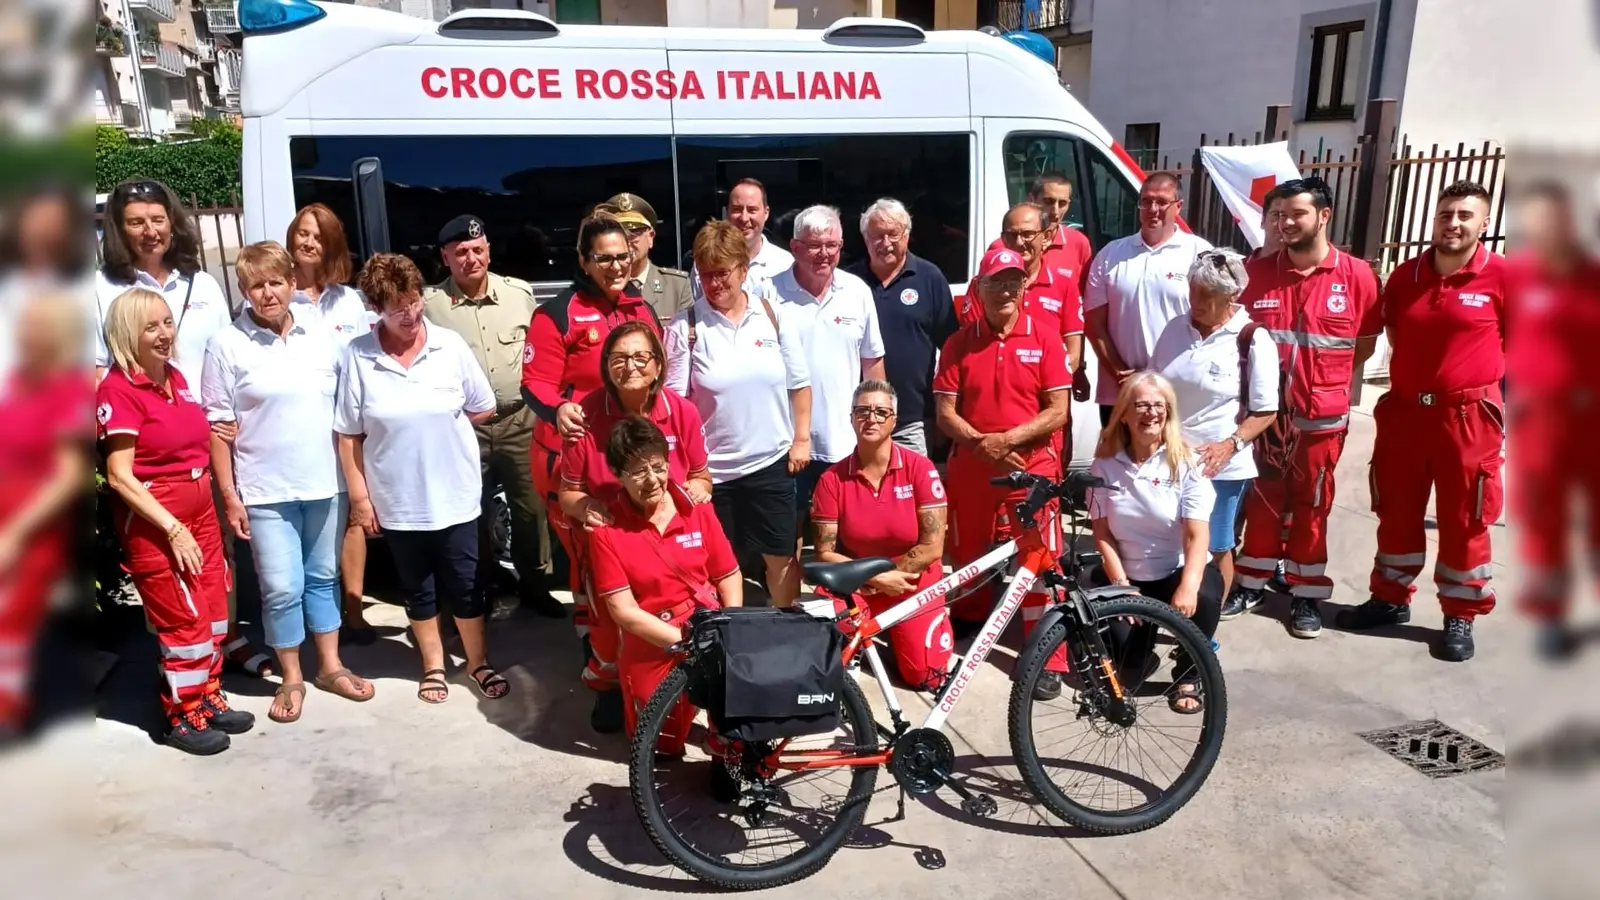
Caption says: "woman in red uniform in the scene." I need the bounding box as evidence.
[98,288,254,754]
[522,214,661,731]
[0,292,90,741]
[810,380,951,689]
[558,320,710,730]
[587,416,742,765]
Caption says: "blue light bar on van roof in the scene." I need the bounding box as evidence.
[238,0,326,35]
[1001,30,1056,66]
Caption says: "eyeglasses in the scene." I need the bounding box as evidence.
[608,351,658,369]
[869,229,906,242]
[1131,401,1168,414]
[699,267,741,285]
[119,180,164,200]
[851,405,895,422]
[590,253,632,267]
[621,461,670,480]
[1137,197,1177,212]
[1002,229,1042,243]
[383,297,423,317]
[799,241,843,255]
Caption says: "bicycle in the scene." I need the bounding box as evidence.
[629,469,1228,890]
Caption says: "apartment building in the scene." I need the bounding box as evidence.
[94,0,240,137]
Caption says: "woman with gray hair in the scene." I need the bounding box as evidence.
[1150,248,1279,612]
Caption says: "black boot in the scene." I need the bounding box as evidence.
[519,573,568,619]
[710,759,741,804]
[1438,616,1475,662]
[1535,621,1579,662]
[1335,597,1411,631]
[201,690,255,734]
[1268,561,1290,593]
[590,689,624,734]
[166,707,230,756]
[1219,587,1263,620]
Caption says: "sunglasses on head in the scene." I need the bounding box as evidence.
[119,180,164,201]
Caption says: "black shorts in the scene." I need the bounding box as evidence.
[386,519,482,620]
[712,456,797,558]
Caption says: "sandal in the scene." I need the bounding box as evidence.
[314,668,374,702]
[1168,681,1204,715]
[469,664,510,700]
[417,668,449,704]
[223,638,275,679]
[269,683,306,723]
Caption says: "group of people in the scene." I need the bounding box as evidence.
[70,158,1595,757]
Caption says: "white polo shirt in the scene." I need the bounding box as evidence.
[1088,447,1216,582]
[771,268,886,463]
[1084,230,1214,404]
[749,235,795,281]
[664,295,811,483]
[200,310,341,507]
[1151,307,1280,482]
[95,267,233,388]
[292,284,375,347]
[332,320,495,531]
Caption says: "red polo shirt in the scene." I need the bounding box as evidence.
[990,227,1093,293]
[1242,248,1380,429]
[958,263,1082,338]
[560,386,709,504]
[521,283,661,453]
[810,444,948,594]
[932,314,1070,466]
[1382,245,1508,396]
[1505,254,1600,394]
[589,483,739,617]
[1,371,92,508]
[95,364,211,480]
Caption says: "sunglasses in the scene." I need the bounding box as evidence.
[851,405,895,422]
[119,180,165,200]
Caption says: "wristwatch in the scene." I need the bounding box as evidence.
[1227,435,1246,453]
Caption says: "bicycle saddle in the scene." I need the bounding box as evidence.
[802,557,898,597]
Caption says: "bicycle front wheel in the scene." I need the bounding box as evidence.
[628,665,880,890]
[1008,594,1228,834]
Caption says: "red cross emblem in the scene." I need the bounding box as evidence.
[833,316,841,324]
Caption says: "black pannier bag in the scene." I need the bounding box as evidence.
[693,607,846,743]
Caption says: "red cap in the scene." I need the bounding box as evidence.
[978,246,1027,278]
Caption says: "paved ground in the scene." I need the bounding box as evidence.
[11,393,1600,899]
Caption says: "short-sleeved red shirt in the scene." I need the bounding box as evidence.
[1382,245,1508,396]
[932,314,1071,458]
[1505,254,1600,394]
[95,364,211,480]
[1242,248,1380,428]
[0,371,92,509]
[958,264,1082,339]
[810,444,948,595]
[986,227,1093,299]
[559,386,708,505]
[520,284,661,453]
[589,483,739,617]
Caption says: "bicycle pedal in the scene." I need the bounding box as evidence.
[960,793,998,818]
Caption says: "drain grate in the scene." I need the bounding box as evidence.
[1358,719,1505,778]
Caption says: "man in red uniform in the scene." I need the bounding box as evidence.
[935,246,1071,698]
[1027,171,1095,298]
[961,203,1084,374]
[1503,181,1600,659]
[1341,181,1507,662]
[1231,178,1380,640]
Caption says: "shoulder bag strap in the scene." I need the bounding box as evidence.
[640,513,722,611]
[173,275,197,334]
[758,295,781,346]
[1237,322,1261,420]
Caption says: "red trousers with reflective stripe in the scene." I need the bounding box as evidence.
[0,522,65,728]
[116,473,229,716]
[1367,390,1503,618]
[1236,429,1346,600]
[534,446,620,691]
[946,449,1066,673]
[1510,396,1600,620]
[619,599,701,756]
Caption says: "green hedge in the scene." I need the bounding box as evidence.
[95,122,243,207]
[0,129,93,198]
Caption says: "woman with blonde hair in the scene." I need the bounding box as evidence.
[1087,371,1220,714]
[98,287,253,754]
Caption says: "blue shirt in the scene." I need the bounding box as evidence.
[844,253,956,423]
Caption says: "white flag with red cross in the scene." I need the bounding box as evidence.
[1198,141,1304,249]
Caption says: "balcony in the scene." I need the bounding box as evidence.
[95,20,126,55]
[997,0,1075,33]
[204,2,239,32]
[95,100,142,129]
[129,0,178,23]
[192,38,216,65]
[137,39,186,77]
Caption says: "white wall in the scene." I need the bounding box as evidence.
[1084,0,1415,159]
[1396,0,1600,151]
[1056,41,1091,104]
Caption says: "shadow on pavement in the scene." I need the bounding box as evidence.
[913,754,1097,840]
[1250,590,1438,646]
[560,782,720,893]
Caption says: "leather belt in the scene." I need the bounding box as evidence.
[1411,384,1498,407]
[488,399,526,422]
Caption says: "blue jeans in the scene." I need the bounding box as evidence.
[1209,479,1252,554]
[248,496,344,649]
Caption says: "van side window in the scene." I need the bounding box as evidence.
[289,135,676,285]
[673,133,972,282]
[1001,133,1140,251]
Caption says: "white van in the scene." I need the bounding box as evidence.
[240,3,1152,467]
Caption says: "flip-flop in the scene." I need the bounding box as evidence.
[469,664,510,700]
[1168,682,1204,715]
[223,638,275,678]
[417,668,449,705]
[269,683,306,723]
[314,668,374,702]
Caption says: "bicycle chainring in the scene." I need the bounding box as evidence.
[890,728,955,795]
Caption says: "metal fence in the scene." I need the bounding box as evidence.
[1379,140,1507,270]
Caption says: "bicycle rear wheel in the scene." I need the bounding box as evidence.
[1008,594,1227,834]
[628,665,880,890]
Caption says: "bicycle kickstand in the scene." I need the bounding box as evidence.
[932,768,998,818]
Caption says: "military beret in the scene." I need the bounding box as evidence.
[438,214,487,246]
[602,192,656,228]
